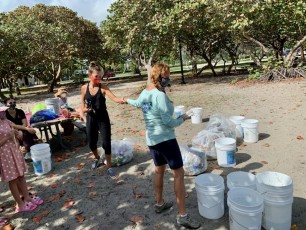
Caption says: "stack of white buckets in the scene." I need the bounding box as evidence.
[195,171,293,230]
[194,115,293,229]
[30,143,52,176]
[174,105,203,124]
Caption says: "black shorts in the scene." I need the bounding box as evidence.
[148,139,183,170]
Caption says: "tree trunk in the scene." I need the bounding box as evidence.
[285,35,306,67]
[48,63,61,93]
[301,45,305,65]
[139,49,156,86]
[203,54,217,77]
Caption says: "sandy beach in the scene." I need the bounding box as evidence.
[1,76,306,229]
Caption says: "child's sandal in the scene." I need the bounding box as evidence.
[15,201,37,213]
[31,195,43,205]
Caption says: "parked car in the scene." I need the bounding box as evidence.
[103,70,116,80]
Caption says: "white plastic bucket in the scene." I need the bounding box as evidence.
[227,171,256,190]
[30,143,52,176]
[215,137,236,167]
[228,187,264,230]
[195,173,225,219]
[191,107,203,124]
[174,105,185,119]
[229,116,245,141]
[45,98,61,115]
[256,171,293,230]
[241,119,259,143]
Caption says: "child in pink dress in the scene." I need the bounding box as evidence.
[0,105,43,213]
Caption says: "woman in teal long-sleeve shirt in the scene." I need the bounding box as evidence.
[124,63,200,229]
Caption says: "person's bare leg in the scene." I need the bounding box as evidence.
[8,178,24,208]
[154,165,166,205]
[172,167,187,215]
[92,149,100,160]
[17,176,32,202]
[105,153,111,169]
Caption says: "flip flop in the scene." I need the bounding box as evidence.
[0,217,8,228]
[29,193,44,205]
[15,201,37,213]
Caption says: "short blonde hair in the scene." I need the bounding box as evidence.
[150,63,170,90]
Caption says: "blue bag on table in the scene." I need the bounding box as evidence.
[30,109,59,124]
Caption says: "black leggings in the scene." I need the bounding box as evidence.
[86,115,111,154]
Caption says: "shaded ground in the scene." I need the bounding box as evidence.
[1,76,306,229]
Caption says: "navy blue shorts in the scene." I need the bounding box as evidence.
[148,139,183,170]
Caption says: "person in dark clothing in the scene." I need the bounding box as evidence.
[80,61,125,177]
[4,98,38,155]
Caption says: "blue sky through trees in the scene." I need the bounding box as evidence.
[0,0,116,25]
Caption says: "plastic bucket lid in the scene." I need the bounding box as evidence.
[229,116,245,125]
[30,143,50,152]
[192,107,203,113]
[256,171,293,194]
[241,119,258,128]
[227,171,256,190]
[195,173,224,192]
[215,137,236,149]
[228,187,264,213]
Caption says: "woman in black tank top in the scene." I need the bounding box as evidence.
[81,61,125,177]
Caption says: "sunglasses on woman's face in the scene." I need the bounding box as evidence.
[8,101,16,105]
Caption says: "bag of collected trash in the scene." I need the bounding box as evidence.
[207,114,236,139]
[180,145,207,176]
[30,109,59,124]
[100,138,135,167]
[192,130,225,160]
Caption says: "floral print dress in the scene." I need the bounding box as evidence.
[0,119,27,182]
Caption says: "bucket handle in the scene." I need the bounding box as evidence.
[229,212,260,230]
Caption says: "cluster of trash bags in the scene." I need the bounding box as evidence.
[99,113,237,173]
[181,114,236,175]
[100,138,136,167]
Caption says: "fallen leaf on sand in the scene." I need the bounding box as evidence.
[89,191,97,198]
[62,154,71,159]
[86,182,94,188]
[47,173,58,178]
[63,201,75,208]
[33,215,43,223]
[59,190,66,196]
[261,161,268,164]
[46,194,61,203]
[135,193,143,199]
[134,144,142,151]
[54,156,63,162]
[297,135,304,140]
[76,163,86,170]
[131,215,144,225]
[263,143,270,147]
[50,183,60,188]
[75,214,86,223]
[140,130,146,136]
[116,180,124,185]
[42,210,50,216]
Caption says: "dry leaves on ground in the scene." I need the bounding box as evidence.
[130,215,144,225]
[75,213,86,223]
[296,135,304,140]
